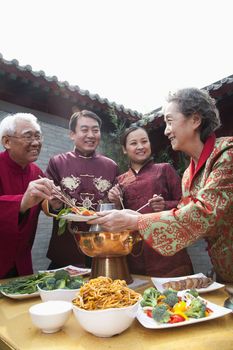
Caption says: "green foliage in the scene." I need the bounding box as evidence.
[154,146,174,165]
[154,146,189,177]
[100,108,128,173]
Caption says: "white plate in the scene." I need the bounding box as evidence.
[61,213,97,222]
[151,273,224,294]
[39,265,91,276]
[137,298,232,329]
[1,290,39,300]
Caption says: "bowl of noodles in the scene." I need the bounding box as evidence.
[72,276,141,337]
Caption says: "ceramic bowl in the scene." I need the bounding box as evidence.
[72,299,140,337]
[29,300,72,333]
[37,285,80,302]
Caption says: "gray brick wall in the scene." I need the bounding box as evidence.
[0,101,213,275]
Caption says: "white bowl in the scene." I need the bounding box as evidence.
[72,300,140,337]
[29,300,72,333]
[37,285,80,302]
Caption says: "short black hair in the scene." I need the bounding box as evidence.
[69,110,102,132]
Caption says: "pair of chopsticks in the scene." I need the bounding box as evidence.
[39,175,79,210]
[136,202,149,212]
[136,194,162,212]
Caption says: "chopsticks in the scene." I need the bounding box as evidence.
[136,194,162,212]
[136,202,149,212]
[39,175,79,210]
[119,196,125,209]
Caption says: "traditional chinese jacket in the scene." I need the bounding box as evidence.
[0,150,43,278]
[118,160,193,277]
[46,148,119,267]
[138,136,233,282]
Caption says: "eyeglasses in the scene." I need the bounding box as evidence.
[7,133,44,143]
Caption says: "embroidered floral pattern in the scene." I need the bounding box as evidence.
[61,175,81,190]
[138,137,233,282]
[93,176,111,192]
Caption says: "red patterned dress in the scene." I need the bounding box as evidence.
[138,136,233,282]
[118,160,193,277]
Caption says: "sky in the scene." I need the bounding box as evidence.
[0,0,232,114]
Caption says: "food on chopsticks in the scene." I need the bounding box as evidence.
[72,276,141,310]
[141,287,213,324]
[162,276,213,291]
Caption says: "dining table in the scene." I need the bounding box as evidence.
[0,275,232,350]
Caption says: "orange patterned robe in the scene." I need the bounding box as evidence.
[138,136,233,282]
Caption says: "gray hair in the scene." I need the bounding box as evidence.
[166,88,221,142]
[0,113,41,145]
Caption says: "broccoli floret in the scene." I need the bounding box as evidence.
[163,288,178,297]
[187,289,199,298]
[55,279,67,289]
[163,291,179,307]
[140,287,161,308]
[54,269,70,281]
[152,304,171,323]
[185,298,206,319]
[39,277,56,290]
[67,278,84,289]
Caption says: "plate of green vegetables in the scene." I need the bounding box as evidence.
[0,272,52,299]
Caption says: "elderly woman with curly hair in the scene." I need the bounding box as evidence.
[89,87,233,283]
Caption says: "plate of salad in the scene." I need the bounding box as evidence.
[136,287,231,329]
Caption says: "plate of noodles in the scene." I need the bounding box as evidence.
[72,277,141,337]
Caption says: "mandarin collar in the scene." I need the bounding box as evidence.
[130,157,154,174]
[74,148,97,159]
[3,150,30,173]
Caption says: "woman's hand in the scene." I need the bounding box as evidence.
[108,184,123,209]
[87,209,140,232]
[148,194,165,212]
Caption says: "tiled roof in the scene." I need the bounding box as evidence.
[140,74,233,128]
[0,53,141,120]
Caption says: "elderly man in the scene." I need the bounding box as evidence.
[0,113,54,278]
[45,110,119,269]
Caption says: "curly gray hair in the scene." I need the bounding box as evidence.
[166,88,221,142]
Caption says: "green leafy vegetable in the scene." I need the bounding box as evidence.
[0,273,50,295]
[56,208,72,235]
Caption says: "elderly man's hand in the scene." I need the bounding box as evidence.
[20,178,55,213]
[87,209,140,232]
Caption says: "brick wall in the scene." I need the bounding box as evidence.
[0,101,213,275]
